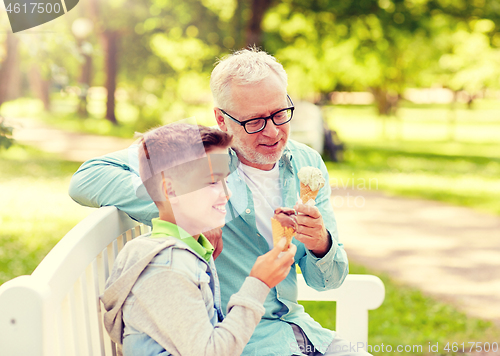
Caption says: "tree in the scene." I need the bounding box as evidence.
[263,0,444,114]
[17,28,81,112]
[260,0,500,117]
[0,32,20,107]
[434,20,500,106]
[86,0,121,124]
[246,0,275,46]
[72,16,95,117]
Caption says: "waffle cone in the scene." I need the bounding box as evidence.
[300,182,319,204]
[271,218,294,251]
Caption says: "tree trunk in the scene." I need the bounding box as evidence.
[466,92,476,110]
[448,90,458,141]
[245,0,273,47]
[232,0,246,49]
[370,87,399,116]
[103,30,118,124]
[6,48,21,101]
[0,33,19,107]
[29,66,51,111]
[80,51,93,86]
[370,87,401,139]
[77,43,93,117]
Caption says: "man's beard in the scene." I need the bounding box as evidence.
[227,126,285,167]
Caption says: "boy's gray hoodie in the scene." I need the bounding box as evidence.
[100,236,270,356]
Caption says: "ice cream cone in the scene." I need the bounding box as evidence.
[271,218,294,251]
[300,182,319,205]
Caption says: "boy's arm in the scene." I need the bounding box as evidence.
[68,144,158,226]
[296,158,349,291]
[132,272,269,356]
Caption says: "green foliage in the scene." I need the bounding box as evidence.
[3,0,500,123]
[433,23,500,94]
[259,0,500,115]
[261,3,435,115]
[0,116,14,150]
[17,29,80,85]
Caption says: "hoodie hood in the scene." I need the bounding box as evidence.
[100,236,177,345]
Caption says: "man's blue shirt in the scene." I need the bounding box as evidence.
[218,140,348,355]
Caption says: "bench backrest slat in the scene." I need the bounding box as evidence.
[69,283,83,356]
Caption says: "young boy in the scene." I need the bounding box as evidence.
[101,123,296,356]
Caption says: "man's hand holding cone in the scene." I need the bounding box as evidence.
[295,166,331,257]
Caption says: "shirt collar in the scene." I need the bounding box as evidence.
[150,218,214,262]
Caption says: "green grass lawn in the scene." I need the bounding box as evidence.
[0,145,91,284]
[323,104,500,217]
[325,102,500,144]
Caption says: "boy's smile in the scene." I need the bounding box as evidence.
[212,203,226,214]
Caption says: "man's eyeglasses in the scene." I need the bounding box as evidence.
[219,95,294,134]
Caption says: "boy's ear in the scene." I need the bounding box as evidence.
[162,177,179,204]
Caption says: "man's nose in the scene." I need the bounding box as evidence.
[261,118,279,137]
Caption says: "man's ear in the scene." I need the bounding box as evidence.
[214,108,228,132]
[162,177,179,204]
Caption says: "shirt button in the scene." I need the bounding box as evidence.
[245,209,251,214]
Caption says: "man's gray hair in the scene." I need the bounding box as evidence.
[210,47,288,111]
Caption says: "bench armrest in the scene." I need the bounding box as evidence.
[297,274,385,348]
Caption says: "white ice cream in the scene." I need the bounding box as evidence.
[297,166,325,191]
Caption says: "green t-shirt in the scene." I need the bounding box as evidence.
[150,218,214,262]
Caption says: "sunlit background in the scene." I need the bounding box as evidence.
[1,0,499,353]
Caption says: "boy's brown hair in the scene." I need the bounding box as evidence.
[138,123,232,202]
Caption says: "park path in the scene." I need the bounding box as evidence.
[9,117,500,326]
[9,117,135,162]
[333,188,500,326]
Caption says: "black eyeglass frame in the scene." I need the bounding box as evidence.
[219,95,295,134]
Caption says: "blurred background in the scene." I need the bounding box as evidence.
[1,0,499,354]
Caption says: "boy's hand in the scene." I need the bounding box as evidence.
[249,238,297,288]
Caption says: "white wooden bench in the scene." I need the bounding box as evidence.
[0,206,385,355]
